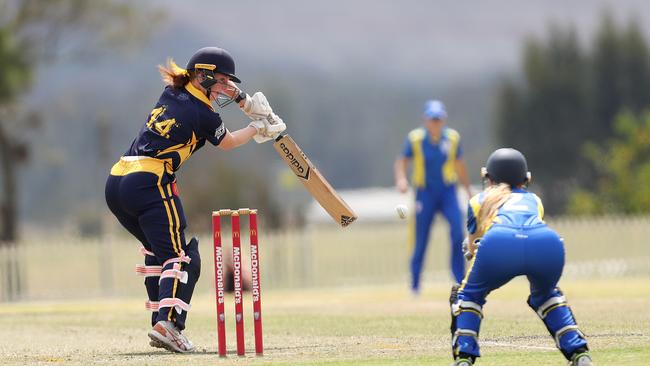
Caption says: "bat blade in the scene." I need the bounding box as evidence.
[273,134,357,227]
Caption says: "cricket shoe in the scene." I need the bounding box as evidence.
[452,358,473,366]
[148,321,196,353]
[568,352,594,366]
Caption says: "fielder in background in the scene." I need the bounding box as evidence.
[105,46,285,353]
[394,100,471,292]
[450,148,592,366]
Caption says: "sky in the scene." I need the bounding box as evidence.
[18,0,650,225]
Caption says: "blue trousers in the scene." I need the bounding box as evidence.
[452,224,588,360]
[411,185,465,289]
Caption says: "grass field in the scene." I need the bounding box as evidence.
[1,277,648,365]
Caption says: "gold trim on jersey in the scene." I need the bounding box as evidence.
[408,127,461,188]
[408,128,426,187]
[185,82,213,110]
[155,132,199,169]
[109,156,172,177]
[441,128,460,184]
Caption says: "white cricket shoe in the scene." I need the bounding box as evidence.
[569,352,594,366]
[148,321,196,353]
[452,358,473,366]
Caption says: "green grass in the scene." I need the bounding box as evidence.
[1,277,648,365]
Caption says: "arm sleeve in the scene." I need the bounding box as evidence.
[401,137,413,158]
[456,138,464,159]
[200,111,227,146]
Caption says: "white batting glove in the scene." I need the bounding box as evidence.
[250,115,286,144]
[248,119,267,135]
[264,113,286,138]
[253,134,275,144]
[241,92,273,120]
[248,119,270,144]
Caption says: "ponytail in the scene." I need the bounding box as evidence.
[477,183,511,236]
[158,58,192,88]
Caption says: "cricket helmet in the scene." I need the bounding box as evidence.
[423,100,447,120]
[186,47,241,85]
[481,148,531,187]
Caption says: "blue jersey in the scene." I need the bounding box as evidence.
[467,188,544,235]
[125,83,227,172]
[401,127,463,190]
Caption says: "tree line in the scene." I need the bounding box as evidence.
[495,14,650,215]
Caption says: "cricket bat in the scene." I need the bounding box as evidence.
[273,134,357,227]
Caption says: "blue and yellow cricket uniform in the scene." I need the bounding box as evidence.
[451,188,589,361]
[105,83,226,330]
[401,126,465,287]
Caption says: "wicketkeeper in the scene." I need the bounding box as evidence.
[450,148,592,366]
[105,46,284,353]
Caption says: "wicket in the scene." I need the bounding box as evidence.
[212,208,263,357]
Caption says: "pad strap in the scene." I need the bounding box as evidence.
[135,264,162,277]
[159,297,191,315]
[452,328,478,347]
[536,295,567,319]
[162,251,191,268]
[452,300,484,318]
[145,300,159,312]
[159,262,189,284]
[140,246,155,257]
[554,325,584,348]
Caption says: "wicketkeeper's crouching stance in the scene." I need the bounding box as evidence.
[449,148,593,366]
[105,46,285,353]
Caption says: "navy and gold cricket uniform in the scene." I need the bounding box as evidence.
[401,127,465,288]
[105,83,226,330]
[451,188,589,361]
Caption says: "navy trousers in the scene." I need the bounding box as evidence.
[105,170,200,330]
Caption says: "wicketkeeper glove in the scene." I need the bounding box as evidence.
[462,237,481,261]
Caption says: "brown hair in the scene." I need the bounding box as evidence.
[158,58,192,88]
[477,183,512,236]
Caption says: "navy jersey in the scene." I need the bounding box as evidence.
[467,187,544,235]
[126,83,227,172]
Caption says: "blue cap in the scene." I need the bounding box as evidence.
[423,100,447,120]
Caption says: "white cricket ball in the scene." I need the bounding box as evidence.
[395,204,408,219]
